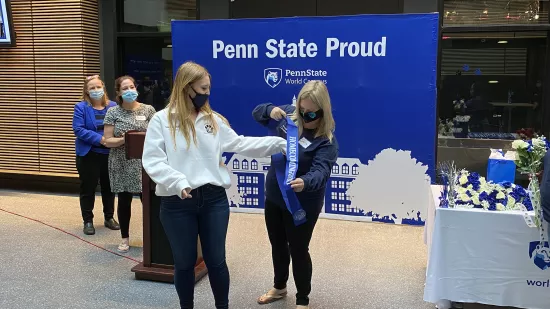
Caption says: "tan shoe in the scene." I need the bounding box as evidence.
[297,306,309,309]
[257,288,287,305]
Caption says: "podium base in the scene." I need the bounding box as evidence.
[131,258,208,283]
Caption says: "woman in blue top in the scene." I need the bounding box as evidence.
[72,75,120,235]
[252,80,339,309]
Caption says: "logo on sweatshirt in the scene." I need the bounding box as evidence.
[205,124,214,134]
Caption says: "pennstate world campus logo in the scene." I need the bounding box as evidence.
[264,68,282,88]
[529,241,550,270]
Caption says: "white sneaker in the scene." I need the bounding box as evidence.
[117,238,130,253]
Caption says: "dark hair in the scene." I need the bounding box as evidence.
[114,75,136,105]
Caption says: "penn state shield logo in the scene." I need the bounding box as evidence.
[293,209,306,222]
[529,240,550,270]
[264,68,283,88]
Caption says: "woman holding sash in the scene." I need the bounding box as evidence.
[142,61,287,309]
[252,80,338,309]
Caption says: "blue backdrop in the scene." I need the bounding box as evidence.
[172,14,439,180]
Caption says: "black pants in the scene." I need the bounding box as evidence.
[264,199,320,306]
[76,152,114,224]
[117,192,142,238]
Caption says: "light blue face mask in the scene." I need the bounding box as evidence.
[89,89,104,100]
[121,89,138,103]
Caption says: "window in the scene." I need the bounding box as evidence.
[332,192,337,199]
[339,192,345,200]
[342,164,349,174]
[253,187,259,195]
[346,182,351,189]
[443,0,549,27]
[246,187,252,195]
[339,181,345,189]
[242,160,249,170]
[352,165,359,175]
[253,198,259,206]
[233,160,240,169]
[120,0,197,33]
[251,160,258,170]
[438,34,547,137]
[239,176,245,183]
[331,181,337,188]
[246,176,252,183]
[253,176,259,184]
[332,164,339,174]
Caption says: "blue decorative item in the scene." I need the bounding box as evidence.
[487,149,516,184]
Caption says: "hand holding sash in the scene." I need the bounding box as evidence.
[270,116,307,226]
[289,178,305,192]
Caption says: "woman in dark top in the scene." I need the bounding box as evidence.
[72,75,120,235]
[252,80,339,309]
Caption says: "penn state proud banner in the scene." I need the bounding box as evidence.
[172,14,439,225]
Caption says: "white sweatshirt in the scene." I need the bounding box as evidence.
[142,109,286,197]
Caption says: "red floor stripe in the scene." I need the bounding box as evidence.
[0,207,142,264]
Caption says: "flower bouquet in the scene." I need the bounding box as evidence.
[511,136,549,228]
[439,162,532,212]
[516,128,537,140]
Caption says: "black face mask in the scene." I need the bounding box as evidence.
[189,88,209,110]
[300,109,324,123]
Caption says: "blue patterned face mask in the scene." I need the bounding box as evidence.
[89,89,104,100]
[121,89,138,103]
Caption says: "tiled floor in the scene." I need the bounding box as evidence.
[0,190,433,309]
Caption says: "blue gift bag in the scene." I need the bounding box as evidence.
[487,158,516,183]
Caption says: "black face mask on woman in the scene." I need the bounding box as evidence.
[300,109,324,123]
[189,88,209,110]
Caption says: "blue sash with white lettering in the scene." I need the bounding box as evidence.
[269,117,307,226]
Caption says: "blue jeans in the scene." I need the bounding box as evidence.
[160,184,230,309]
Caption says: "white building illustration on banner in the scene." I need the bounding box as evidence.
[223,148,429,226]
[226,154,270,209]
[324,158,362,216]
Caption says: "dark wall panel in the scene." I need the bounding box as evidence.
[230,0,315,19]
[316,0,401,16]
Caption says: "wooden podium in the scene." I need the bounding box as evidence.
[125,131,207,283]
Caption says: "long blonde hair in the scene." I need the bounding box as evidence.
[290,80,335,142]
[167,61,228,148]
[81,75,109,107]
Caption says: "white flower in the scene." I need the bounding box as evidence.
[457,187,467,195]
[481,200,490,210]
[459,194,470,202]
[472,195,481,205]
[533,138,545,147]
[496,192,505,199]
[506,196,516,209]
[512,140,529,150]
[467,184,473,190]
[496,203,505,211]
[459,175,468,185]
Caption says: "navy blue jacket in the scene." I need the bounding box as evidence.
[252,103,339,213]
[72,100,117,156]
[540,152,550,222]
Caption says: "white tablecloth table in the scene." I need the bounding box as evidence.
[423,195,550,309]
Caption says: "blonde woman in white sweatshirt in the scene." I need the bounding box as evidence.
[142,61,286,309]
